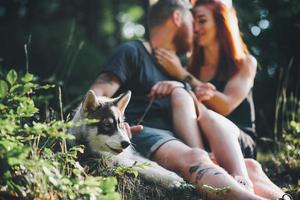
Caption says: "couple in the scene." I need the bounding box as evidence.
[90,0,288,199]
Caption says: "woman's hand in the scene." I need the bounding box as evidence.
[194,82,216,101]
[154,48,187,80]
[149,81,184,98]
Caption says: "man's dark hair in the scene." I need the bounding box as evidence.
[148,0,192,30]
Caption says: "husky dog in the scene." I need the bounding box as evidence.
[69,90,183,188]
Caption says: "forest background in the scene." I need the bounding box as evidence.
[0,0,299,198]
[0,0,299,139]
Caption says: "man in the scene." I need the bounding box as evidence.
[90,0,281,199]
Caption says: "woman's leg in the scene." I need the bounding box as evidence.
[171,89,285,199]
[171,88,249,180]
[171,88,204,148]
[198,107,249,178]
[152,140,266,200]
[245,159,286,199]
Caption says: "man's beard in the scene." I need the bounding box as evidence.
[173,23,192,55]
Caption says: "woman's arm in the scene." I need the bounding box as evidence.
[154,48,257,116]
[203,55,257,116]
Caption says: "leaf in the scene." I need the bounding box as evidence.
[0,80,8,98]
[290,121,300,132]
[100,177,117,194]
[202,184,230,196]
[40,84,55,90]
[0,103,6,110]
[3,170,12,180]
[132,170,138,178]
[6,69,18,86]
[103,192,120,200]
[6,145,30,166]
[21,73,34,83]
[49,176,59,187]
[22,82,37,94]
[9,84,22,93]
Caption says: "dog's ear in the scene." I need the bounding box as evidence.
[82,90,99,112]
[113,91,131,114]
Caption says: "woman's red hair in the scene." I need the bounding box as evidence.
[189,0,249,80]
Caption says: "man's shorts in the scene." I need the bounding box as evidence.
[131,126,256,160]
[131,126,178,159]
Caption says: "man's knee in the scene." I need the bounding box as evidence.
[179,148,212,175]
[185,148,210,161]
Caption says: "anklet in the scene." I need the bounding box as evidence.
[278,193,293,200]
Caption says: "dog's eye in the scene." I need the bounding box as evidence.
[103,122,112,128]
[103,122,111,127]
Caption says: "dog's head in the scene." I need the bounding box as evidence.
[79,90,132,155]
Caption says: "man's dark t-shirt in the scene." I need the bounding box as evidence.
[100,40,174,131]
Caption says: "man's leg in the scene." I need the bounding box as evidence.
[152,140,266,200]
[171,89,249,180]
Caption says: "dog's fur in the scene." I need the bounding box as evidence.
[69,90,183,188]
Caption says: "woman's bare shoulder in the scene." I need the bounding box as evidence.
[242,55,257,69]
[238,55,257,73]
[234,55,257,79]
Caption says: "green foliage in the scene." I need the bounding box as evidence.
[6,70,18,86]
[127,6,144,22]
[261,60,300,197]
[0,69,120,200]
[114,161,150,178]
[274,60,300,171]
[279,119,300,170]
[202,184,230,197]
[0,80,8,98]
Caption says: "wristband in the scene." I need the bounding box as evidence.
[183,74,193,85]
[183,74,194,91]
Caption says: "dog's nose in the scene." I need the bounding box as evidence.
[121,141,130,149]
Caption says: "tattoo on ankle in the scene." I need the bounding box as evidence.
[189,164,202,174]
[214,172,223,176]
[189,164,224,183]
[195,167,213,183]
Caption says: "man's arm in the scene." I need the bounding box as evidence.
[90,73,121,97]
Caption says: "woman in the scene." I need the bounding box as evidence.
[154,0,257,158]
[149,0,292,199]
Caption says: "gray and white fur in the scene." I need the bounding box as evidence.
[69,90,183,188]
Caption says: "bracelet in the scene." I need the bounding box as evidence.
[183,74,193,85]
[182,74,194,91]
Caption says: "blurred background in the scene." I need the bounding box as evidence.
[0,0,299,142]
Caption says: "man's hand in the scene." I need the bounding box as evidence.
[149,81,184,98]
[154,48,187,80]
[124,123,143,139]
